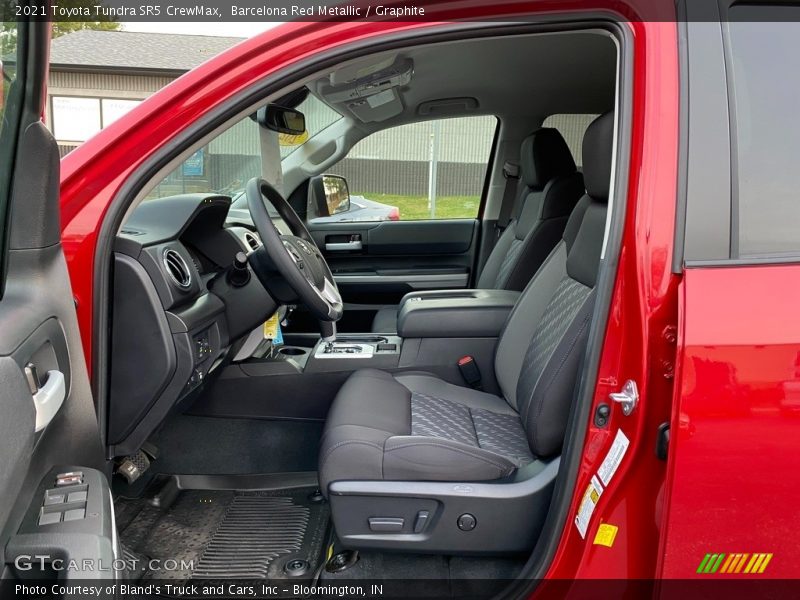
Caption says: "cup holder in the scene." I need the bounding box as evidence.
[278,346,307,356]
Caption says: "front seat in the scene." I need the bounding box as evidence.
[370,127,584,333]
[320,112,614,553]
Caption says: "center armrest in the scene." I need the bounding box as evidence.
[396,289,520,338]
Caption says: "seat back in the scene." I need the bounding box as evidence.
[477,128,584,291]
[494,112,615,457]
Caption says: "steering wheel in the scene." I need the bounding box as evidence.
[245,177,343,324]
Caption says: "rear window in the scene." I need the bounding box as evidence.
[542,114,599,168]
[726,7,800,257]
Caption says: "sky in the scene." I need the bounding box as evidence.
[122,21,282,38]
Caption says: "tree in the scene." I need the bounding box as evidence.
[1,0,120,59]
[52,21,121,40]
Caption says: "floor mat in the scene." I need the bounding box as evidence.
[116,486,329,581]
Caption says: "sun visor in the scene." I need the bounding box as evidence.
[321,57,413,105]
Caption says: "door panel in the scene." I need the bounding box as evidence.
[660,268,800,578]
[0,22,107,582]
[309,219,477,302]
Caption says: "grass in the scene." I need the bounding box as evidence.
[359,193,480,220]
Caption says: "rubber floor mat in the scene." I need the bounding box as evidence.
[116,487,329,581]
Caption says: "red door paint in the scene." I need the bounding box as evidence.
[658,266,800,578]
[57,0,687,583]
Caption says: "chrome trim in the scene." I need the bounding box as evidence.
[326,241,363,251]
[243,231,261,250]
[162,248,192,289]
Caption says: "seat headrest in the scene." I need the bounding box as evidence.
[582,112,615,202]
[520,127,576,190]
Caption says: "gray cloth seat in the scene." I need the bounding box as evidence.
[321,112,613,493]
[371,127,584,334]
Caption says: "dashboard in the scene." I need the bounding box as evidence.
[108,193,277,455]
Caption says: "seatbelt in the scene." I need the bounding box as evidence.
[495,161,520,240]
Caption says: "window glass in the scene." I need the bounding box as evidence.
[146,115,261,200]
[542,114,599,168]
[281,94,342,158]
[318,116,496,222]
[50,96,142,144]
[727,8,800,257]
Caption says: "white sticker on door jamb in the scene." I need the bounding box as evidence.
[597,429,630,487]
[574,475,604,539]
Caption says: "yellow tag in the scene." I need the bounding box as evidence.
[593,523,619,547]
[263,313,280,339]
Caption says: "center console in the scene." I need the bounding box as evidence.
[307,335,403,373]
[189,289,519,422]
[396,289,520,339]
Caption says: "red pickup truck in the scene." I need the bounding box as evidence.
[0,1,797,596]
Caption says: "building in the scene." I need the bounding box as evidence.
[47,29,244,156]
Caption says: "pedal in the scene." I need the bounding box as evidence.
[116,450,151,484]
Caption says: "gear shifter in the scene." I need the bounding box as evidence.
[319,320,337,343]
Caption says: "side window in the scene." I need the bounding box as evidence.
[726,8,800,258]
[320,116,496,222]
[50,96,141,152]
[146,115,262,200]
[541,114,599,169]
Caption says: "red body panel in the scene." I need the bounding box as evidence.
[540,19,681,580]
[658,267,800,577]
[58,0,686,582]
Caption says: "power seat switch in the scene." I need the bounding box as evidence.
[457,513,477,531]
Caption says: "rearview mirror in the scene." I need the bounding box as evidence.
[309,175,351,219]
[254,104,306,135]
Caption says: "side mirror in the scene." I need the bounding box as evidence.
[254,104,306,135]
[308,175,351,219]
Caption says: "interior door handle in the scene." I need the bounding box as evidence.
[32,370,66,432]
[326,240,363,251]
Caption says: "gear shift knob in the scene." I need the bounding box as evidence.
[319,320,337,342]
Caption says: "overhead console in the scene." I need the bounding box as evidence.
[319,55,413,123]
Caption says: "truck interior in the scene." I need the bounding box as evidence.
[24,25,626,591]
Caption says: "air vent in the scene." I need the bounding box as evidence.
[243,232,261,251]
[162,248,192,289]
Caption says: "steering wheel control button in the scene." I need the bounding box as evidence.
[413,510,430,533]
[368,517,404,532]
[457,513,477,531]
[39,511,62,526]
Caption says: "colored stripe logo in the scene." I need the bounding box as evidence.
[697,553,772,574]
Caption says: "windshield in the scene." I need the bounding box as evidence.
[146,94,340,201]
[280,94,342,159]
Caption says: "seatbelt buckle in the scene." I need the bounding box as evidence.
[457,356,483,390]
